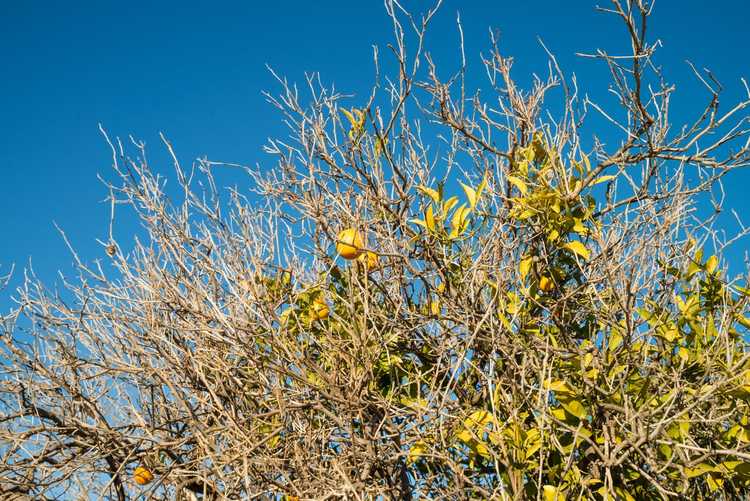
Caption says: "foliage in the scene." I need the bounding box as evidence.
[3,1,750,499]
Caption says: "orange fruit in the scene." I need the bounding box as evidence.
[539,276,555,293]
[336,228,364,260]
[358,250,379,270]
[312,297,329,320]
[134,466,154,485]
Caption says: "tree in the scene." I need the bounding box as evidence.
[3,1,750,499]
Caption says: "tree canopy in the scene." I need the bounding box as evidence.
[3,1,750,499]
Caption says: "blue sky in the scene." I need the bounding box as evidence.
[1,0,748,311]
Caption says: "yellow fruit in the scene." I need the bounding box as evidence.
[312,297,329,320]
[336,228,364,260]
[539,276,555,293]
[358,250,379,270]
[134,466,154,485]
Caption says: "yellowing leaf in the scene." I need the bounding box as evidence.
[519,256,533,281]
[561,399,587,419]
[473,441,490,459]
[417,185,441,204]
[685,463,715,478]
[543,485,567,501]
[341,108,366,142]
[476,172,488,201]
[409,218,428,230]
[550,407,568,421]
[461,182,478,209]
[544,380,574,395]
[408,440,428,464]
[581,152,591,172]
[449,204,471,239]
[677,346,690,362]
[563,240,590,260]
[521,145,535,163]
[442,196,459,214]
[507,175,528,195]
[341,108,357,126]
[706,255,719,274]
[591,174,616,186]
[425,205,436,232]
[429,299,441,316]
[374,136,388,158]
[465,410,494,430]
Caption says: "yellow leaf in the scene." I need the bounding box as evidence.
[409,218,428,230]
[706,255,719,274]
[425,205,436,232]
[465,410,494,430]
[677,346,690,362]
[408,440,428,464]
[474,440,490,459]
[449,204,471,239]
[507,175,528,195]
[707,473,724,492]
[572,218,587,235]
[521,145,535,163]
[581,152,591,172]
[519,256,533,281]
[442,196,459,214]
[476,172,488,201]
[548,408,566,422]
[430,299,441,316]
[460,181,478,209]
[417,185,441,204]
[544,380,574,395]
[455,428,473,444]
[685,463,715,478]
[341,108,365,142]
[543,485,567,501]
[561,399,587,419]
[374,136,388,158]
[591,174,616,186]
[341,108,357,126]
[563,240,590,260]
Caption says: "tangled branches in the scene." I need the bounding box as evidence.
[3,1,750,499]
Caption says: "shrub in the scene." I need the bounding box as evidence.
[3,1,750,499]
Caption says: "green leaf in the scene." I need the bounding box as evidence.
[563,240,590,260]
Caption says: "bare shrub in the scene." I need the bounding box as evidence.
[3,1,750,499]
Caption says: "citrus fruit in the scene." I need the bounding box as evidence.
[336,228,364,260]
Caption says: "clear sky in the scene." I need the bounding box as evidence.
[1,0,748,312]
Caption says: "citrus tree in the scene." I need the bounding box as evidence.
[3,1,750,499]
